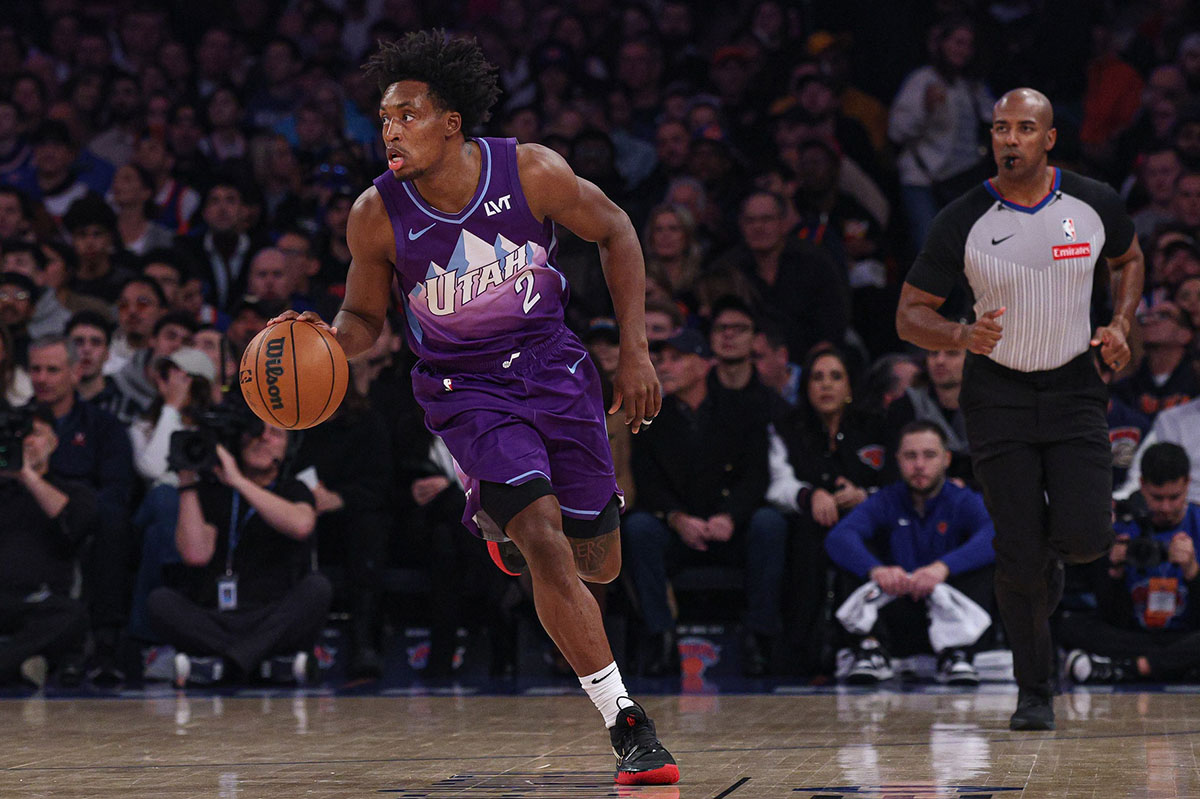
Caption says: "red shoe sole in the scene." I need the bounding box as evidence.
[486,541,523,576]
[615,764,680,785]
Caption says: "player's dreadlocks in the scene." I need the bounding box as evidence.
[364,30,501,132]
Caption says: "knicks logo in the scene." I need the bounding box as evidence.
[857,445,885,470]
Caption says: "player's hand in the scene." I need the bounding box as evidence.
[1090,323,1130,373]
[811,488,840,527]
[907,561,949,600]
[705,513,735,543]
[964,308,1004,355]
[870,565,911,597]
[411,475,450,506]
[266,309,338,337]
[671,512,709,551]
[609,345,661,435]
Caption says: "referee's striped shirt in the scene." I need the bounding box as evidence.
[905,168,1135,373]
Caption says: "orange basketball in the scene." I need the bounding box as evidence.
[239,320,349,430]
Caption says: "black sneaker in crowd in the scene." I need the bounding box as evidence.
[1009,689,1055,731]
[1066,649,1132,684]
[937,649,980,687]
[609,699,680,785]
[846,639,893,685]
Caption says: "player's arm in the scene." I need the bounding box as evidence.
[268,188,394,361]
[518,143,661,433]
[1090,236,1145,371]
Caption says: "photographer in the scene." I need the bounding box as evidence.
[146,416,331,685]
[1059,443,1200,683]
[0,405,95,687]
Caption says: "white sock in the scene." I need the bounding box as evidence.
[579,661,632,728]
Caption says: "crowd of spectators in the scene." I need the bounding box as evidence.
[0,0,1199,689]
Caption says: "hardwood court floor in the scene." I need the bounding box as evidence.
[2,687,1199,798]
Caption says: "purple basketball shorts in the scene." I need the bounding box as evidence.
[410,327,622,538]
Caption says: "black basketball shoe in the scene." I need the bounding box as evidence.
[610,699,680,785]
[486,540,527,576]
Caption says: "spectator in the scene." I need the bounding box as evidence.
[752,318,801,407]
[0,404,95,688]
[1176,275,1200,350]
[889,16,993,248]
[711,190,848,363]
[0,321,31,407]
[130,134,200,235]
[26,121,96,221]
[884,347,973,485]
[139,249,187,310]
[199,86,248,166]
[107,310,196,426]
[1117,396,1200,507]
[104,276,168,378]
[29,335,135,685]
[769,345,887,675]
[826,421,995,685]
[293,382,393,679]
[128,347,218,488]
[89,73,144,170]
[1131,144,1184,240]
[642,204,702,314]
[177,180,259,311]
[625,329,786,677]
[0,271,36,367]
[66,311,115,406]
[63,195,137,305]
[1061,443,1200,683]
[109,164,173,256]
[1112,301,1199,419]
[148,418,331,685]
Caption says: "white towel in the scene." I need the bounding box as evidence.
[835,580,991,652]
[927,583,991,651]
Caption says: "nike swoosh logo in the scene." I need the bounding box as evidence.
[566,353,588,374]
[408,222,436,240]
[591,666,617,684]
[991,234,1015,245]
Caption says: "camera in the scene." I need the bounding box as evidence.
[1114,494,1168,571]
[0,406,34,471]
[167,402,264,474]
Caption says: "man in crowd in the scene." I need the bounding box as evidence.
[826,421,995,685]
[1061,443,1200,683]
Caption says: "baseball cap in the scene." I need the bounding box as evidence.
[160,346,217,382]
[583,318,620,346]
[654,327,711,358]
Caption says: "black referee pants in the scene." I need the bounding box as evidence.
[962,352,1113,695]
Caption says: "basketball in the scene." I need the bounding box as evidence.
[239,320,349,430]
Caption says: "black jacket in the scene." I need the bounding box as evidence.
[0,475,97,596]
[632,384,769,527]
[777,406,887,514]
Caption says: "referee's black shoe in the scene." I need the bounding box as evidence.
[610,699,680,785]
[1009,689,1055,731]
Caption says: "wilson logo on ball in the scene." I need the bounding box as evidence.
[264,336,287,411]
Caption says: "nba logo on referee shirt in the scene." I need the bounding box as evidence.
[1062,218,1076,241]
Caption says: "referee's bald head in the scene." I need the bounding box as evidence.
[994,88,1054,128]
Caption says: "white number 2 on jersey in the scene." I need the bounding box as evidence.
[514,271,541,314]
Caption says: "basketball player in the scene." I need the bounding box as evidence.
[268,31,678,785]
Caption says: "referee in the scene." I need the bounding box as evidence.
[897,88,1144,731]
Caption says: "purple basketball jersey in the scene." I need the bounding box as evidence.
[373,137,620,536]
[373,137,569,367]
